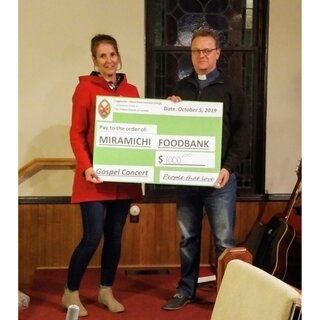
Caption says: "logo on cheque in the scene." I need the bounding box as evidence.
[98,99,111,119]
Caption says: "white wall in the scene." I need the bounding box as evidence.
[265,0,301,193]
[18,0,145,195]
[18,0,301,196]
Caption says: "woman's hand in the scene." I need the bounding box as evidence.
[84,167,103,183]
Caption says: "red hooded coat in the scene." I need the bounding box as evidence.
[70,73,143,203]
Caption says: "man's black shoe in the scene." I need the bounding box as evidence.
[162,293,192,310]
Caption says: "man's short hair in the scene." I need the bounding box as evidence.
[191,28,221,48]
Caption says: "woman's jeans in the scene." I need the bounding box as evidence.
[176,173,237,298]
[66,200,130,291]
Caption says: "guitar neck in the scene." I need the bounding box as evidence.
[283,162,302,221]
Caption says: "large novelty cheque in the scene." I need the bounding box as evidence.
[93,96,223,187]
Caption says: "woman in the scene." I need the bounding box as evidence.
[62,34,142,317]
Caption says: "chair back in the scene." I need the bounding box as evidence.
[211,259,301,320]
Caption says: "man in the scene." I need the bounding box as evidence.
[163,28,250,311]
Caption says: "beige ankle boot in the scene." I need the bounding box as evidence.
[62,288,88,317]
[98,287,124,313]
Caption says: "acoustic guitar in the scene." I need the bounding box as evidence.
[244,160,301,280]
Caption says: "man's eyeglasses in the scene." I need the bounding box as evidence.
[191,48,218,56]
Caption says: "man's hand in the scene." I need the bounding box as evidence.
[167,95,182,102]
[214,168,230,189]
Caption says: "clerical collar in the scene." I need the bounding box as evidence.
[195,69,220,90]
[197,69,220,81]
[198,74,207,80]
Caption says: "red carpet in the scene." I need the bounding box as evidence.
[19,267,217,320]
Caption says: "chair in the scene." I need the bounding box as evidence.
[210,259,301,320]
[197,247,252,288]
[216,247,252,291]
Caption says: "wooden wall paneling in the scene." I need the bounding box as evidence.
[120,203,180,266]
[234,201,287,245]
[151,203,180,265]
[18,201,288,289]
[19,205,40,289]
[135,203,160,264]
[234,202,262,245]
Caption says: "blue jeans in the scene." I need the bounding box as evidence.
[66,200,130,290]
[176,173,237,298]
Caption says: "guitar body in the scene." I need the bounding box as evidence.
[253,216,296,280]
[243,161,301,280]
